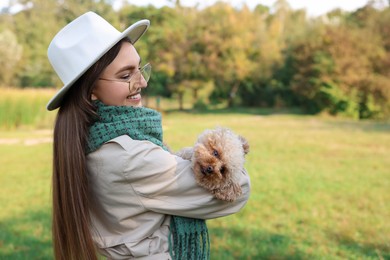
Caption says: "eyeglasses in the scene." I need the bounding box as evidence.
[99,63,151,91]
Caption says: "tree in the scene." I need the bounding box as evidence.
[284,21,389,118]
[0,29,22,86]
[196,3,260,107]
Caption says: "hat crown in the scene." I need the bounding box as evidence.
[48,12,120,86]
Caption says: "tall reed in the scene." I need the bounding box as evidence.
[0,88,56,129]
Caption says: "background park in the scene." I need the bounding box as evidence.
[0,0,389,259]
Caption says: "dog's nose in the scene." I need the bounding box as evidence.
[202,166,214,175]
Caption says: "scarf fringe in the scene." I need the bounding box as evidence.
[169,216,210,260]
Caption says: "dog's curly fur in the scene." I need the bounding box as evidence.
[176,127,249,202]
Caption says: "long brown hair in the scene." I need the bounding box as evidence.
[52,38,130,260]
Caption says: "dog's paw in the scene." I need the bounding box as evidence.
[212,182,242,202]
[175,147,194,160]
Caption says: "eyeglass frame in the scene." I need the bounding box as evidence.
[98,63,151,91]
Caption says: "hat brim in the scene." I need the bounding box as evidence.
[46,19,150,111]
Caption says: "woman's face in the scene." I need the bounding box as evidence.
[92,42,147,107]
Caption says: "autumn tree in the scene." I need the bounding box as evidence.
[195,3,261,107]
[0,29,22,86]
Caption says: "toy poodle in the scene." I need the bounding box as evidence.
[176,127,249,202]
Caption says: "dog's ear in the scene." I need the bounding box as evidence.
[238,135,250,155]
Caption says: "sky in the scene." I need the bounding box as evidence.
[1,0,387,17]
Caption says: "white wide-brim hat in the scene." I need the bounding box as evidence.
[46,11,150,111]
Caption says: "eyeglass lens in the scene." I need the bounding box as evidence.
[128,64,151,91]
[141,64,151,82]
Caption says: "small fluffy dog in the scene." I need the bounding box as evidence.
[176,127,249,202]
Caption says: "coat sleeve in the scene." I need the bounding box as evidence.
[110,135,251,220]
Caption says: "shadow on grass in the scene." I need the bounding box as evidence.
[324,120,390,133]
[0,209,52,259]
[209,226,308,260]
[328,232,390,259]
[2,209,389,259]
[210,226,390,259]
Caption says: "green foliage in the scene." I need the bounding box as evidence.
[0,29,22,86]
[267,20,390,119]
[1,1,390,119]
[192,99,208,111]
[321,84,360,119]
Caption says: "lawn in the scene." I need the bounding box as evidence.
[0,110,389,259]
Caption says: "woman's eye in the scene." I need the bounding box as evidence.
[121,74,130,79]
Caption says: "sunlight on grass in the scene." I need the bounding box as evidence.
[162,113,390,259]
[1,106,389,259]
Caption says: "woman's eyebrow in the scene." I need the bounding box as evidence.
[115,59,142,75]
[116,65,136,75]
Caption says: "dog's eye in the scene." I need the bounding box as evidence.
[213,150,219,157]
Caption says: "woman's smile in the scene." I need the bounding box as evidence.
[127,91,141,101]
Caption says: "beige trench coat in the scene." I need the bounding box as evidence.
[87,135,251,259]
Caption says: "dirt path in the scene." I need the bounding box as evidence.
[0,130,52,146]
[0,137,52,146]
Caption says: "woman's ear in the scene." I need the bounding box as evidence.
[91,92,98,100]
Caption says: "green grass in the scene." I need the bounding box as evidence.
[0,132,52,259]
[1,108,390,259]
[163,112,390,259]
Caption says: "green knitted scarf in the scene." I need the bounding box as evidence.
[87,101,210,260]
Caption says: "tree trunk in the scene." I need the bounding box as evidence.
[228,82,240,108]
[193,88,198,102]
[178,92,184,110]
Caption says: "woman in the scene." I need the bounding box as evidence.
[47,12,250,260]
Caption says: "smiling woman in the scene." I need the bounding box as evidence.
[46,11,250,260]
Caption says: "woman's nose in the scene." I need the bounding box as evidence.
[140,74,148,88]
